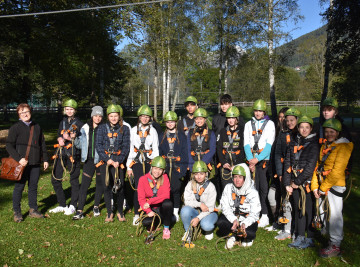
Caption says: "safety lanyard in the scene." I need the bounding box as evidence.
[106,124,120,152]
[148,177,160,198]
[166,131,176,152]
[193,180,210,202]
[183,117,195,136]
[251,119,268,152]
[232,187,246,216]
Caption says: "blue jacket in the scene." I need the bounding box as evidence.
[158,131,188,179]
[95,122,130,164]
[74,122,100,164]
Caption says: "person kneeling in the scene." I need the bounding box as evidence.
[181,161,218,242]
[138,156,173,240]
[217,163,261,248]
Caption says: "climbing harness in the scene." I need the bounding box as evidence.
[161,131,181,181]
[129,126,152,175]
[136,210,162,244]
[220,126,241,181]
[183,117,195,136]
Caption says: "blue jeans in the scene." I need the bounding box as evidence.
[180,206,218,231]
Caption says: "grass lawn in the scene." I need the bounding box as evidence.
[1,114,360,266]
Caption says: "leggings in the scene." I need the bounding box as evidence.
[142,199,174,228]
[169,171,182,209]
[216,214,258,241]
[132,162,151,215]
[254,161,269,215]
[292,187,315,238]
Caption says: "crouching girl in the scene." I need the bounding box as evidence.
[217,163,261,248]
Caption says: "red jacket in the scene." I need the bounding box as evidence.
[137,172,170,214]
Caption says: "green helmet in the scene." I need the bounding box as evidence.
[322,97,338,109]
[193,108,208,118]
[297,115,313,126]
[151,156,166,169]
[164,111,178,122]
[192,161,208,173]
[107,104,120,115]
[323,118,342,132]
[185,96,198,105]
[232,165,246,176]
[137,105,153,117]
[226,106,240,118]
[63,99,78,109]
[252,99,266,111]
[116,105,124,117]
[285,108,302,118]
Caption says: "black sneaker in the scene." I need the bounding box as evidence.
[72,211,84,220]
[13,211,23,223]
[93,206,100,217]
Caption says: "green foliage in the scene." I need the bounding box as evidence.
[275,66,301,101]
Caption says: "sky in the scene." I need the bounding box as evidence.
[116,0,328,51]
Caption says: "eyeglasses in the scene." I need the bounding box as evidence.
[19,111,30,115]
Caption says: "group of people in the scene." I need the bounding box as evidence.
[6,94,353,257]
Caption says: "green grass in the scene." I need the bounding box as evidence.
[1,116,360,266]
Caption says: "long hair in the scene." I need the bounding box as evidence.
[190,123,209,142]
[160,128,180,145]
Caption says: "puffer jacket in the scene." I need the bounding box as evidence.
[283,133,319,187]
[274,130,294,177]
[311,137,353,192]
[220,163,261,228]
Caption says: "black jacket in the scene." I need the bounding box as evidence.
[274,130,295,177]
[212,111,245,138]
[177,115,195,136]
[283,133,319,187]
[216,125,245,166]
[6,121,48,165]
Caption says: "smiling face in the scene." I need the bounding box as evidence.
[166,120,176,131]
[92,115,102,125]
[195,117,206,127]
[151,166,164,179]
[286,115,297,130]
[324,127,339,142]
[278,112,285,124]
[65,107,75,117]
[194,172,206,184]
[139,115,151,125]
[227,117,237,127]
[298,122,312,138]
[108,113,119,126]
[254,110,265,120]
[18,107,31,123]
[233,175,245,188]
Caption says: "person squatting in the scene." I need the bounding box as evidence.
[5,95,353,257]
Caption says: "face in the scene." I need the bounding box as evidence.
[286,116,297,130]
[254,110,265,120]
[324,128,339,142]
[298,123,312,138]
[322,106,337,120]
[139,115,151,125]
[278,112,285,124]
[227,117,237,127]
[186,103,197,114]
[18,108,31,122]
[220,102,232,113]
[166,120,176,130]
[65,107,75,117]
[108,113,119,126]
[233,175,245,188]
[92,115,102,125]
[194,172,206,184]
[195,117,206,127]
[151,166,164,179]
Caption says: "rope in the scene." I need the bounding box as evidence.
[51,148,68,181]
[168,158,173,182]
[298,186,306,217]
[127,173,137,191]
[344,174,352,201]
[135,211,162,244]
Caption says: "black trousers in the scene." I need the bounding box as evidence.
[99,164,125,215]
[169,171,182,209]
[132,162,151,215]
[13,165,40,213]
[254,161,269,215]
[52,155,81,207]
[77,159,101,211]
[142,199,174,227]
[292,187,315,238]
[216,214,258,241]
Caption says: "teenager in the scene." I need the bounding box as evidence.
[177,96,198,136]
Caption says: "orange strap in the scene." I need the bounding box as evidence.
[95,161,104,168]
[207,163,213,171]
[286,135,291,144]
[138,131,148,138]
[240,196,246,205]
[54,144,60,148]
[217,163,222,168]
[287,166,292,173]
[262,161,266,168]
[281,157,284,163]
[65,143,72,149]
[129,160,135,168]
[167,137,176,144]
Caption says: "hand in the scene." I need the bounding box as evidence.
[43,162,49,171]
[223,163,231,170]
[319,190,326,196]
[249,158,259,166]
[240,223,246,232]
[127,169,134,177]
[313,189,320,199]
[107,159,114,166]
[200,203,209,212]
[286,186,293,194]
[249,164,255,173]
[279,176,282,182]
[112,162,119,168]
[191,217,200,227]
[231,219,239,232]
[147,211,155,217]
[143,203,150,210]
[62,132,70,141]
[291,182,298,189]
[19,158,28,167]
[70,132,76,139]
[57,137,65,147]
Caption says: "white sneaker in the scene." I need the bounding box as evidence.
[215,205,221,212]
[173,208,180,222]
[242,240,253,247]
[64,205,76,215]
[258,214,269,228]
[182,231,188,241]
[49,206,66,213]
[123,199,127,210]
[205,232,213,240]
[265,225,274,231]
[132,215,139,226]
[225,236,236,249]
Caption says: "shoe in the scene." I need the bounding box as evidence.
[117,213,126,222]
[29,208,44,218]
[93,206,100,217]
[72,211,84,220]
[111,198,115,213]
[275,231,291,241]
[242,240,254,247]
[162,228,171,240]
[105,213,114,223]
[258,214,269,228]
[288,235,305,248]
[215,205,222,213]
[123,199,127,210]
[64,205,76,215]
[173,208,180,222]
[13,211,23,223]
[49,206,66,213]
[265,222,283,232]
[204,232,213,241]
[320,245,341,258]
[298,238,315,249]
[182,231,188,242]
[320,227,327,236]
[133,215,140,226]
[225,236,236,249]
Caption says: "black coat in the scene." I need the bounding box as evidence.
[274,130,294,177]
[216,125,245,166]
[212,111,245,138]
[283,133,319,187]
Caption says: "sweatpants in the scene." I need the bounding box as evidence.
[216,214,258,241]
[142,199,174,227]
[292,187,315,238]
[132,162,151,215]
[52,155,81,207]
[254,161,269,215]
[13,165,40,213]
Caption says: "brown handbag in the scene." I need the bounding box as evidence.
[0,125,34,181]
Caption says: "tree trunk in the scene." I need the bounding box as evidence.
[167,43,171,113]
[268,0,277,121]
[162,61,167,115]
[224,58,228,94]
[218,39,223,96]
[153,56,158,120]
